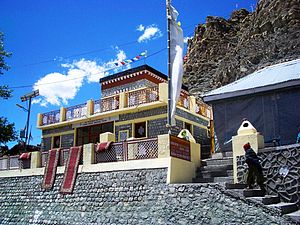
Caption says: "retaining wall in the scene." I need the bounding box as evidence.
[0,168,294,225]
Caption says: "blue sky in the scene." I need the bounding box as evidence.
[0,0,258,148]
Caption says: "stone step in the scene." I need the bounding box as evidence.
[225,183,247,190]
[200,164,233,172]
[211,152,233,159]
[267,202,298,215]
[193,177,214,183]
[247,195,280,205]
[193,176,233,184]
[243,189,266,197]
[201,158,233,166]
[213,177,234,183]
[196,170,231,179]
[227,170,233,177]
[286,210,300,223]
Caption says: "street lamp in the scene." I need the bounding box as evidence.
[18,90,39,149]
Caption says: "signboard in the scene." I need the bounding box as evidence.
[170,135,191,161]
[72,116,119,128]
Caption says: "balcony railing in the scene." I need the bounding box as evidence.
[196,101,212,119]
[128,86,159,107]
[41,148,83,167]
[66,103,87,121]
[0,155,31,170]
[94,137,158,163]
[178,95,190,110]
[101,95,119,113]
[38,83,211,127]
[42,110,60,126]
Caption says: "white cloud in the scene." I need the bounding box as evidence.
[33,49,128,107]
[136,24,145,31]
[137,24,162,43]
[184,36,193,44]
[33,70,85,106]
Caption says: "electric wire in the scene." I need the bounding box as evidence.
[10,47,167,90]
[16,24,197,68]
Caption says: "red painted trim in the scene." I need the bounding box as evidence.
[101,72,165,90]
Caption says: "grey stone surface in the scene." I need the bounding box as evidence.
[42,125,74,136]
[193,125,209,143]
[237,144,300,206]
[148,118,168,138]
[119,106,167,122]
[0,168,295,224]
[61,134,74,148]
[176,108,209,127]
[41,137,51,151]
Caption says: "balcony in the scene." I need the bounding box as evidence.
[0,134,201,184]
[38,83,212,127]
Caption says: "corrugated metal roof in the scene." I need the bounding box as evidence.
[204,58,300,99]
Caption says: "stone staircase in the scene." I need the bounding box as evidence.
[225,183,300,223]
[193,152,300,223]
[193,152,233,184]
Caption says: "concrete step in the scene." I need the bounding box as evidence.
[247,195,280,205]
[225,183,247,190]
[267,202,298,215]
[286,209,300,223]
[201,158,233,166]
[243,189,266,197]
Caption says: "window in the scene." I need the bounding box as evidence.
[53,136,60,148]
[134,122,146,138]
[184,122,192,133]
[76,122,114,146]
[119,130,129,141]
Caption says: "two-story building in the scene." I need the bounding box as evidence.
[37,65,213,157]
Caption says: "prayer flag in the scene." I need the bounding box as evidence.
[169,5,184,126]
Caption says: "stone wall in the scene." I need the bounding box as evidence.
[42,125,74,136]
[0,168,294,224]
[119,106,167,121]
[41,137,51,151]
[237,144,300,206]
[61,134,74,148]
[176,108,209,127]
[148,118,168,138]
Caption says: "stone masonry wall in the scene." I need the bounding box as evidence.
[237,144,300,206]
[0,168,294,224]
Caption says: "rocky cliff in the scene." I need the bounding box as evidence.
[184,0,300,97]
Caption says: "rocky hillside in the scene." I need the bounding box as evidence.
[184,0,300,97]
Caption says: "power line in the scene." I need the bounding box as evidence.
[10,47,167,90]
[16,24,197,68]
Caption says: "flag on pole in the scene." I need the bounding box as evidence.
[169,5,184,126]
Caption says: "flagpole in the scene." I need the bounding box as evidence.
[167,0,172,134]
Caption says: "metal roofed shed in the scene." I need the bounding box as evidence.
[203,59,300,152]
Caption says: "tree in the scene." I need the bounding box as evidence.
[0,32,17,147]
[0,32,12,99]
[0,117,17,144]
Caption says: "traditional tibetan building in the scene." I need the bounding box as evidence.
[37,65,213,157]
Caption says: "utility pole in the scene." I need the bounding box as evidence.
[20,90,39,150]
